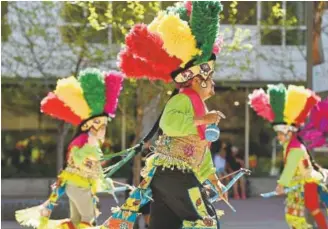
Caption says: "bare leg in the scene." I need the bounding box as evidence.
[233,182,240,199]
[239,177,247,199]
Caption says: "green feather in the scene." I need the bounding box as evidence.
[191,1,223,64]
[267,84,286,123]
[166,2,190,22]
[78,68,105,116]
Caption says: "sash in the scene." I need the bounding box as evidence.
[180,88,206,140]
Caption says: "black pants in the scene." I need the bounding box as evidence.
[149,167,218,229]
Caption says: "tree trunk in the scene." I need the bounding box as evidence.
[56,121,71,173]
[132,81,144,186]
[132,81,163,186]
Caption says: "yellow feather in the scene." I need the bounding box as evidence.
[284,85,310,125]
[148,11,165,32]
[54,76,91,119]
[151,14,201,66]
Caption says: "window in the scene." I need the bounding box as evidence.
[260,1,306,46]
[261,29,282,45]
[221,1,257,25]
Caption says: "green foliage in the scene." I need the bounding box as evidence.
[1,1,11,42]
[75,1,160,44]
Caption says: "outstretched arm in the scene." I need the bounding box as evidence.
[277,148,304,187]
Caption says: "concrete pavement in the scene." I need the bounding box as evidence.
[2,196,290,229]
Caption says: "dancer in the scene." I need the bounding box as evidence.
[101,2,230,229]
[249,84,328,229]
[15,68,124,229]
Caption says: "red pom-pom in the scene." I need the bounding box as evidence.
[40,92,82,126]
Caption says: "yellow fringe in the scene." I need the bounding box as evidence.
[285,214,312,229]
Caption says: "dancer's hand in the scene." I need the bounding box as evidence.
[194,110,225,125]
[275,184,285,195]
[216,181,228,201]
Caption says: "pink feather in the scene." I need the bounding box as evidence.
[249,89,275,122]
[104,71,124,117]
[212,36,224,55]
[300,98,328,149]
[184,1,192,16]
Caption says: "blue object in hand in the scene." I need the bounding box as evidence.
[205,124,220,142]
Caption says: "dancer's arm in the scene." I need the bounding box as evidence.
[278,148,304,187]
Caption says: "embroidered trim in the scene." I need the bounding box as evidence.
[152,153,193,172]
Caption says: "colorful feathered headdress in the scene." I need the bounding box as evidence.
[40,68,124,132]
[248,84,321,133]
[118,1,223,84]
[299,98,328,149]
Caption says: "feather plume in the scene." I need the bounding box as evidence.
[78,68,106,116]
[118,50,172,82]
[104,71,124,117]
[212,36,224,55]
[54,76,91,119]
[248,89,275,122]
[40,92,82,126]
[185,1,193,16]
[191,1,223,64]
[124,24,181,77]
[294,90,320,125]
[267,84,286,123]
[154,14,201,66]
[284,85,310,125]
[166,2,190,22]
[299,98,328,149]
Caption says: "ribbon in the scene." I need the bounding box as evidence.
[260,184,301,198]
[207,168,251,212]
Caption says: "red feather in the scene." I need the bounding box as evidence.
[121,24,181,82]
[40,92,82,126]
[118,50,172,82]
[294,91,320,125]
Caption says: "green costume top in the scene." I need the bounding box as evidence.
[278,141,323,187]
[147,93,216,183]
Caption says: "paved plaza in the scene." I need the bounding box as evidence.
[2,197,290,229]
